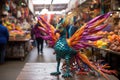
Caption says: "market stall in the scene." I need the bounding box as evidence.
[6,38,30,60]
[86,12,120,78]
[66,0,120,78]
[6,30,31,60]
[4,14,31,60]
[0,0,34,60]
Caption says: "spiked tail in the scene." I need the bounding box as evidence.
[76,52,109,80]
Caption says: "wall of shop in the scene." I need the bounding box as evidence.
[28,0,34,14]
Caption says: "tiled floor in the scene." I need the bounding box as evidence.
[16,63,117,80]
[0,44,119,80]
[0,44,56,80]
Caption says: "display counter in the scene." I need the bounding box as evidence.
[90,46,120,79]
[6,38,30,61]
[91,46,120,55]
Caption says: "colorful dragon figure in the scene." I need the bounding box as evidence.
[37,12,112,80]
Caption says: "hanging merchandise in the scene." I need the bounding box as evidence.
[101,0,105,14]
[4,1,10,11]
[94,0,100,16]
[21,7,25,19]
[93,1,100,9]
[10,0,16,11]
[90,0,100,16]
[111,0,120,11]
[90,4,94,11]
[24,7,29,18]
[17,10,22,18]
[67,0,78,11]
[17,7,22,18]
[78,0,86,4]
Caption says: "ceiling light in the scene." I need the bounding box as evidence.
[116,11,119,14]
[118,7,120,10]
[68,11,72,15]
[40,8,49,14]
[110,13,112,16]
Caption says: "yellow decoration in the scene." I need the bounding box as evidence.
[96,40,108,48]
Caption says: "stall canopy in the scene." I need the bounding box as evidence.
[32,0,70,12]
[31,0,88,15]
[32,0,70,4]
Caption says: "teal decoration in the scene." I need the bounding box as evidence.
[38,12,112,79]
[51,26,77,77]
[101,0,105,14]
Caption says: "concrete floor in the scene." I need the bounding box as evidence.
[0,44,119,80]
[0,44,56,80]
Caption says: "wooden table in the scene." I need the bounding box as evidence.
[16,63,118,80]
[6,38,30,60]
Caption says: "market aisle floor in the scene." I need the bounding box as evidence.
[0,43,119,80]
[0,43,56,80]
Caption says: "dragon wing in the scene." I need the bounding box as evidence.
[37,16,60,47]
[67,12,111,50]
[66,12,112,80]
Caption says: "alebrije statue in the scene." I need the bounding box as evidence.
[37,12,112,80]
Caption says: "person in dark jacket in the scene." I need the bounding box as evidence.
[66,24,78,38]
[31,22,44,55]
[66,16,79,38]
[0,19,9,64]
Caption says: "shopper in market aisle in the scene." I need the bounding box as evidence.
[66,16,79,38]
[30,22,37,47]
[0,16,9,64]
[31,21,44,55]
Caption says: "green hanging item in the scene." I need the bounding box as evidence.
[101,0,105,14]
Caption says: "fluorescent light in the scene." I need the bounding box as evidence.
[118,7,120,10]
[68,11,72,15]
[52,0,70,4]
[116,12,119,14]
[40,8,49,14]
[110,13,112,16]
[32,0,70,4]
[32,0,51,4]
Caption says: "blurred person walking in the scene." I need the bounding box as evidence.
[31,22,44,55]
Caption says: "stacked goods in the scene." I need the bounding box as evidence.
[91,31,109,48]
[98,31,120,52]
[3,20,31,40]
[108,34,120,51]
[90,31,120,52]
[95,31,109,38]
[113,21,120,35]
[3,21,22,31]
[93,40,108,48]
[9,30,24,37]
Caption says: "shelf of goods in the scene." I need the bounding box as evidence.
[6,31,31,61]
[90,45,120,79]
[88,30,120,79]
